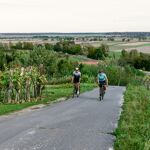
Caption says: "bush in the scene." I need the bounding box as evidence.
[54,41,82,54]
[23,42,34,50]
[48,76,72,85]
[81,75,95,83]
[78,63,144,86]
[87,44,109,60]
[119,50,150,71]
[80,64,99,77]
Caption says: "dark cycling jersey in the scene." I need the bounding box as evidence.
[73,71,81,83]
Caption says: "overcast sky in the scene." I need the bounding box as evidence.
[0,0,150,33]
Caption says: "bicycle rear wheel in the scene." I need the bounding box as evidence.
[99,86,104,100]
[102,86,105,99]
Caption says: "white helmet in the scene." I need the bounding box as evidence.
[75,67,79,71]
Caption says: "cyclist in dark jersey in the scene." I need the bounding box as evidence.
[72,67,81,95]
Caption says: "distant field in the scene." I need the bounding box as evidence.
[78,40,150,54]
[119,41,150,46]
[78,41,124,48]
[109,41,150,54]
[126,46,150,53]
[1,38,150,54]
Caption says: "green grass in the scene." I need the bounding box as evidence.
[109,42,150,51]
[114,84,150,150]
[109,51,121,59]
[0,102,38,115]
[42,83,96,102]
[142,43,150,46]
[0,83,96,116]
[68,55,93,62]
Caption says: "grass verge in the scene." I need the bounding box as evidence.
[0,83,96,116]
[114,84,150,150]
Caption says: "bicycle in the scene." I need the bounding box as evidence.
[99,84,105,101]
[72,83,80,98]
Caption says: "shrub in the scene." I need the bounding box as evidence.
[87,44,109,60]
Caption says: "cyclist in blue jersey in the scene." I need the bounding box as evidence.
[97,69,108,92]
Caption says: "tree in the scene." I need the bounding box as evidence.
[23,42,34,50]
[0,43,4,50]
[121,49,128,58]
[53,41,82,54]
[101,44,109,57]
[87,44,109,60]
[15,42,23,49]
[12,50,30,67]
[0,49,6,70]
[30,47,58,77]
[54,42,63,52]
[44,43,54,50]
[87,46,96,59]
[57,59,73,76]
[70,44,81,54]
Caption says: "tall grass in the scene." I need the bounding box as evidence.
[80,64,144,86]
[114,84,150,150]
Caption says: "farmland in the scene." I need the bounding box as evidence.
[0,32,150,150]
[1,32,150,54]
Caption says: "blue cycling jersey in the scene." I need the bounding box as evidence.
[98,73,107,82]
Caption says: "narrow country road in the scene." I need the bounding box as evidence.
[0,86,125,150]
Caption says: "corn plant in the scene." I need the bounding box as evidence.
[0,66,47,104]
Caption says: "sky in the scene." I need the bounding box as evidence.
[0,0,150,33]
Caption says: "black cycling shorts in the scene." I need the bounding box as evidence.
[99,81,106,87]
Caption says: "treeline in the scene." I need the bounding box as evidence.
[119,49,150,71]
[0,47,77,78]
[0,41,109,60]
[53,41,82,54]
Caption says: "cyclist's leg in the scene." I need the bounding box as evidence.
[102,85,105,98]
[99,83,102,96]
[74,83,79,93]
[73,83,76,96]
[103,81,106,92]
[72,84,74,96]
[99,85,103,100]
[77,82,80,95]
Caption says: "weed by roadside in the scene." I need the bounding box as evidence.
[114,84,150,150]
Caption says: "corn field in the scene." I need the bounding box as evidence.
[0,66,47,104]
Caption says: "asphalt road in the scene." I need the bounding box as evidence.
[0,86,125,150]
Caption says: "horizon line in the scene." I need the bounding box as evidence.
[1,31,150,34]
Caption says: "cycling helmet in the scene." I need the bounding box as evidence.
[75,67,79,71]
